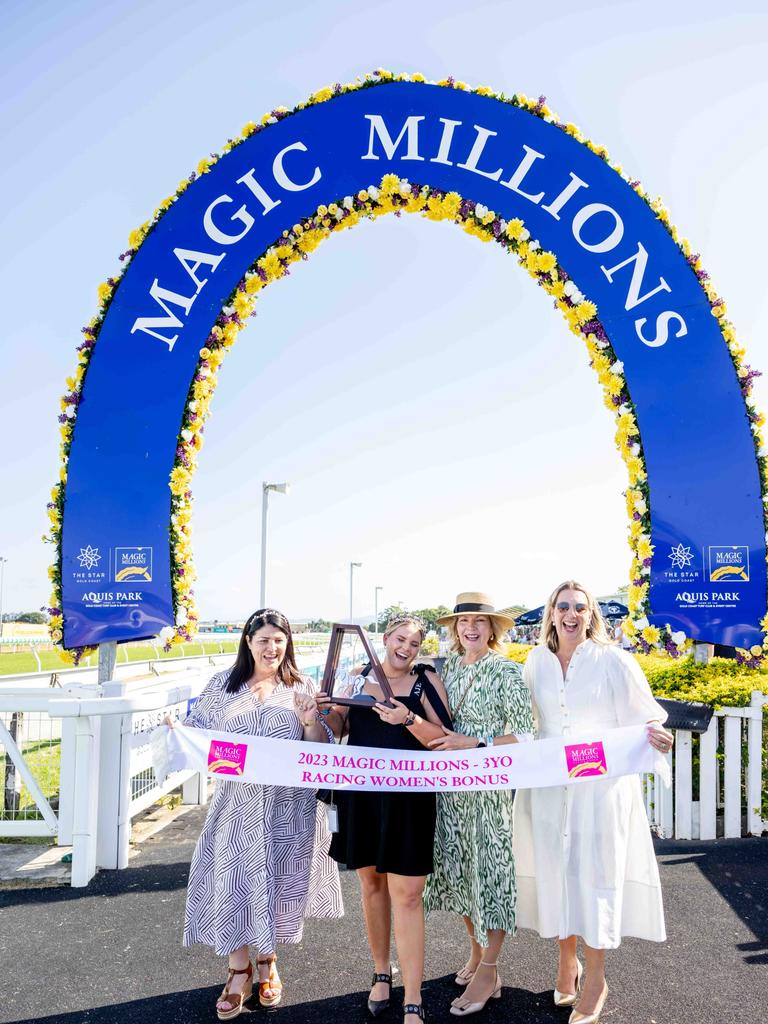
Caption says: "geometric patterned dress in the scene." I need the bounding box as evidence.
[423,651,533,947]
[183,670,344,956]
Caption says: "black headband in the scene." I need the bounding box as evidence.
[453,602,495,614]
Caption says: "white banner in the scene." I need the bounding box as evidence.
[151,723,669,793]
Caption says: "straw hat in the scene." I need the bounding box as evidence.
[436,592,516,631]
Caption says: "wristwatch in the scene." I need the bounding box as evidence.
[403,712,416,727]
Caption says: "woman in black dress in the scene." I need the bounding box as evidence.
[317,614,451,1024]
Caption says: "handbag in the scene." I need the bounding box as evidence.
[655,697,714,733]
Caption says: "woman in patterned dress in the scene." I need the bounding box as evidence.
[513,582,673,1023]
[423,592,534,1017]
[177,609,343,1020]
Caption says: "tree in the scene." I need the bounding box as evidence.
[306,619,333,632]
[15,611,48,625]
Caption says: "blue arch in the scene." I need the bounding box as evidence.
[58,79,765,650]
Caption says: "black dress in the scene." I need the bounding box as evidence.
[328,668,450,877]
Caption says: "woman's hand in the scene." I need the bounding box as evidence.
[428,726,479,751]
[647,722,674,753]
[294,691,319,728]
[373,698,411,726]
[163,714,175,730]
[315,691,342,715]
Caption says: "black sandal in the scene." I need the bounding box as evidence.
[404,1004,425,1021]
[368,969,392,1017]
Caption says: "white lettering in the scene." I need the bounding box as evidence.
[500,145,546,203]
[203,195,255,245]
[541,172,589,220]
[173,247,224,292]
[236,168,281,215]
[130,280,198,351]
[572,202,624,253]
[362,114,425,161]
[600,242,671,310]
[272,141,322,192]
[456,124,502,181]
[635,310,689,348]
[431,117,462,166]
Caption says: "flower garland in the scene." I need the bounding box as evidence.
[45,69,765,665]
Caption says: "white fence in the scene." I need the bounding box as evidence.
[1,671,766,886]
[642,691,768,840]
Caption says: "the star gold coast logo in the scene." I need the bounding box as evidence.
[77,545,101,570]
[668,543,694,571]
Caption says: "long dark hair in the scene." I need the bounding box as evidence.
[225,608,303,693]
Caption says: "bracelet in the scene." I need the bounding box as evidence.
[317,707,332,716]
[403,712,416,727]
[302,715,318,727]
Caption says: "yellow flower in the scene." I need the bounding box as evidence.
[199,347,211,360]
[97,281,112,305]
[642,625,661,645]
[750,645,763,658]
[380,173,400,194]
[637,537,653,560]
[411,72,426,82]
[506,218,525,239]
[537,251,557,273]
[310,87,333,104]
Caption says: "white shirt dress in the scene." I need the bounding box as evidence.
[513,640,667,949]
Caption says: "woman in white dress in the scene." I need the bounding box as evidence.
[513,581,674,1024]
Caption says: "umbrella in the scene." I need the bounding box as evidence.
[512,601,629,627]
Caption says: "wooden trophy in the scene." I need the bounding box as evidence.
[320,624,394,707]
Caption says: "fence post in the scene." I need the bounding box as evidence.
[723,716,742,837]
[747,692,764,836]
[71,715,100,887]
[698,716,718,840]
[182,772,208,806]
[57,716,77,846]
[96,679,131,869]
[674,731,693,839]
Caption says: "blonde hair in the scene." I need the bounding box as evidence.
[383,614,426,642]
[447,615,507,655]
[540,580,610,653]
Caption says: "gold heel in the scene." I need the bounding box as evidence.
[449,961,501,1016]
[554,959,583,1007]
[569,983,608,1023]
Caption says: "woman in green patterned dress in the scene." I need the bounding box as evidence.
[423,592,533,1017]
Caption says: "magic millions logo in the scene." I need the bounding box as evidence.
[707,546,749,583]
[114,547,153,583]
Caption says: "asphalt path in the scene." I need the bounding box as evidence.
[0,807,765,1024]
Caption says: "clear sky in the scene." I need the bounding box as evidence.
[2,0,768,624]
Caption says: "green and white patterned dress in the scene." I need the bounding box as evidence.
[424,651,533,945]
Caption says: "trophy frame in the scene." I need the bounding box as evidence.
[320,624,394,708]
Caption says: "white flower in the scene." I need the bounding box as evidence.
[65,405,76,419]
[368,185,380,200]
[520,227,530,241]
[475,203,488,220]
[635,497,647,513]
[630,443,641,456]
[596,336,609,349]
[176,608,188,626]
[634,616,649,630]
[571,288,585,303]
[399,178,410,193]
[563,281,576,297]
[222,304,234,316]
[610,360,624,375]
[333,208,344,220]
[498,219,507,232]
[343,195,354,210]
[159,626,175,642]
[181,429,193,442]
[528,239,540,251]
[619,403,631,416]
[671,630,687,646]
[188,401,197,412]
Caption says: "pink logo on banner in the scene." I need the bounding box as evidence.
[564,741,608,779]
[207,740,248,775]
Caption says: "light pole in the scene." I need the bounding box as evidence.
[260,482,290,607]
[0,558,6,638]
[349,562,362,621]
[374,586,383,634]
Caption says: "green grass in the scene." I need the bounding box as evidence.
[0,737,61,819]
[0,640,241,676]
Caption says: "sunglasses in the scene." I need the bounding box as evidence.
[556,601,588,613]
